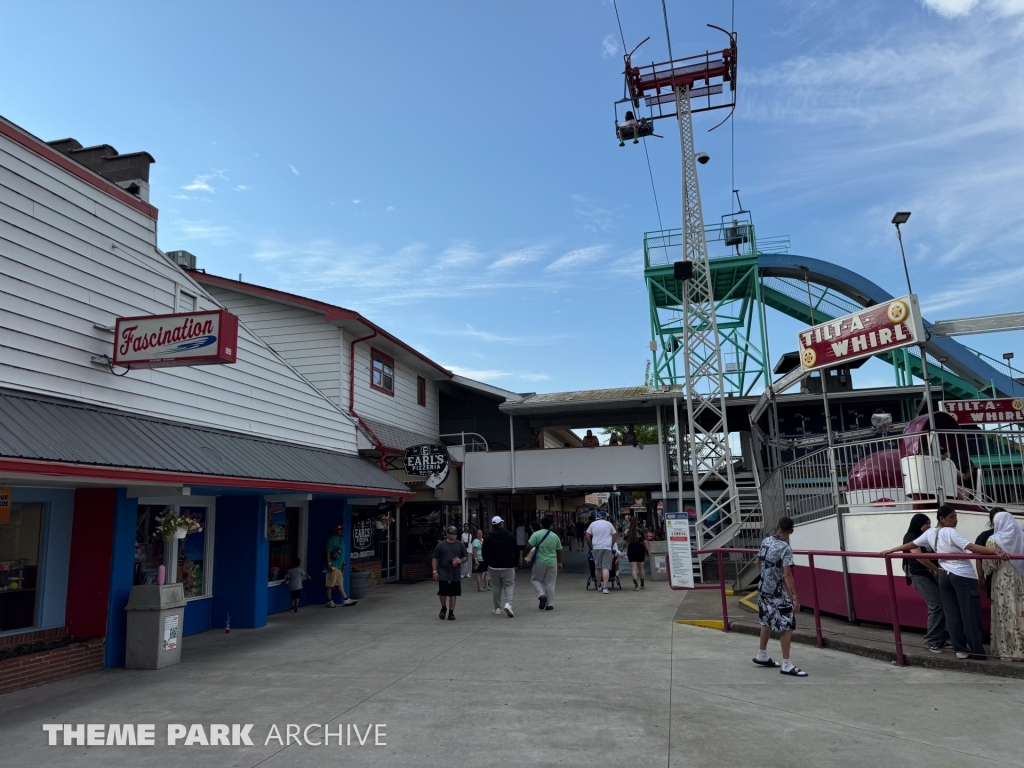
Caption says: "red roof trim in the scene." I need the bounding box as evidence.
[189,271,453,378]
[0,119,159,221]
[0,457,414,498]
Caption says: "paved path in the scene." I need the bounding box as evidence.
[2,554,1023,767]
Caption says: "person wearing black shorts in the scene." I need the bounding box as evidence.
[625,519,650,591]
[432,526,468,620]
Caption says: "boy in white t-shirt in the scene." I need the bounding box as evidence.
[883,505,1005,660]
[286,557,310,613]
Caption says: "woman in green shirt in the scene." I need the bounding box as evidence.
[527,517,563,611]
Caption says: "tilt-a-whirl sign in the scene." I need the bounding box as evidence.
[798,294,925,372]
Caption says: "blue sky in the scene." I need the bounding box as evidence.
[3,0,1023,394]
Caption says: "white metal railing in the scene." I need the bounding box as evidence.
[760,428,1024,531]
[439,432,489,453]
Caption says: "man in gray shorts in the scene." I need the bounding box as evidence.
[586,510,617,594]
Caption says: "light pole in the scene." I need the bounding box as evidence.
[892,212,913,295]
[1004,352,1018,397]
[892,211,942,502]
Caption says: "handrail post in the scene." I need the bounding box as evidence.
[807,553,823,649]
[717,550,730,632]
[884,555,906,667]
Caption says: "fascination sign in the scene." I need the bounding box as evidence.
[113,310,239,369]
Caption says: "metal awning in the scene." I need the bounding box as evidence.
[0,389,410,496]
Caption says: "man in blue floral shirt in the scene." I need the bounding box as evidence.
[753,517,807,677]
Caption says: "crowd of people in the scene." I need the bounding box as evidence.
[881,506,1024,661]
[424,510,656,619]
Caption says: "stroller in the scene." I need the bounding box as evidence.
[586,549,621,590]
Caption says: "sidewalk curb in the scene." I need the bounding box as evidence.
[678,619,1024,679]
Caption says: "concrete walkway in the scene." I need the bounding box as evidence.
[2,553,1024,767]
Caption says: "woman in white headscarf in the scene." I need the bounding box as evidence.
[983,510,1024,661]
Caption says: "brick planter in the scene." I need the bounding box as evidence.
[402,563,432,581]
[351,560,382,586]
[0,637,104,696]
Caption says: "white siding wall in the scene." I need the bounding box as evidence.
[350,340,438,436]
[205,286,441,440]
[206,287,344,406]
[0,127,358,453]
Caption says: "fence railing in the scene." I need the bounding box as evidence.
[686,547,1024,667]
[760,429,1024,534]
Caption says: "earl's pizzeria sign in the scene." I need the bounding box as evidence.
[798,294,925,373]
[113,310,239,369]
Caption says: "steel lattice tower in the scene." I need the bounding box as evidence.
[673,84,739,546]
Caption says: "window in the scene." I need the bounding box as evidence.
[135,503,213,600]
[268,505,303,582]
[371,349,395,395]
[177,507,209,599]
[417,376,426,407]
[0,503,44,632]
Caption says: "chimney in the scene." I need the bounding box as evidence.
[47,138,155,203]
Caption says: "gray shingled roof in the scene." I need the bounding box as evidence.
[361,416,438,451]
[0,389,409,493]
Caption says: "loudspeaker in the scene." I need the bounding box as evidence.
[673,261,693,281]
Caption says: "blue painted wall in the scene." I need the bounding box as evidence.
[10,487,74,632]
[182,598,212,635]
[211,495,268,630]
[267,582,294,614]
[104,489,138,669]
[307,499,351,603]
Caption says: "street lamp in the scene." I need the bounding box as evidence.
[1004,352,1017,396]
[891,211,940,498]
[891,211,913,295]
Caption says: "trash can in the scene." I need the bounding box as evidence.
[349,570,370,600]
[125,583,186,670]
[649,540,669,582]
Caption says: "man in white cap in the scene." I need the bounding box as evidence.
[482,516,519,617]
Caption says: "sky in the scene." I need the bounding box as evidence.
[2,0,1023,395]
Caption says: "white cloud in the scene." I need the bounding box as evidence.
[234,185,250,192]
[442,365,549,384]
[171,220,237,246]
[546,245,608,271]
[448,324,568,346]
[919,0,979,15]
[920,264,1024,315]
[352,199,361,205]
[918,0,1024,16]
[488,246,546,270]
[572,193,615,232]
[436,242,480,269]
[601,34,619,59]
[289,165,299,175]
[385,205,394,212]
[182,171,226,193]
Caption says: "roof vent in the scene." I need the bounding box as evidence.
[166,250,197,270]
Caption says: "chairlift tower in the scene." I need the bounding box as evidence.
[616,29,741,549]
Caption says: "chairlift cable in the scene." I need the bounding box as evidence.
[612,0,627,53]
[730,0,736,211]
[661,0,674,61]
[613,0,663,231]
[642,137,664,231]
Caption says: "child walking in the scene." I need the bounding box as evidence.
[286,557,310,612]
